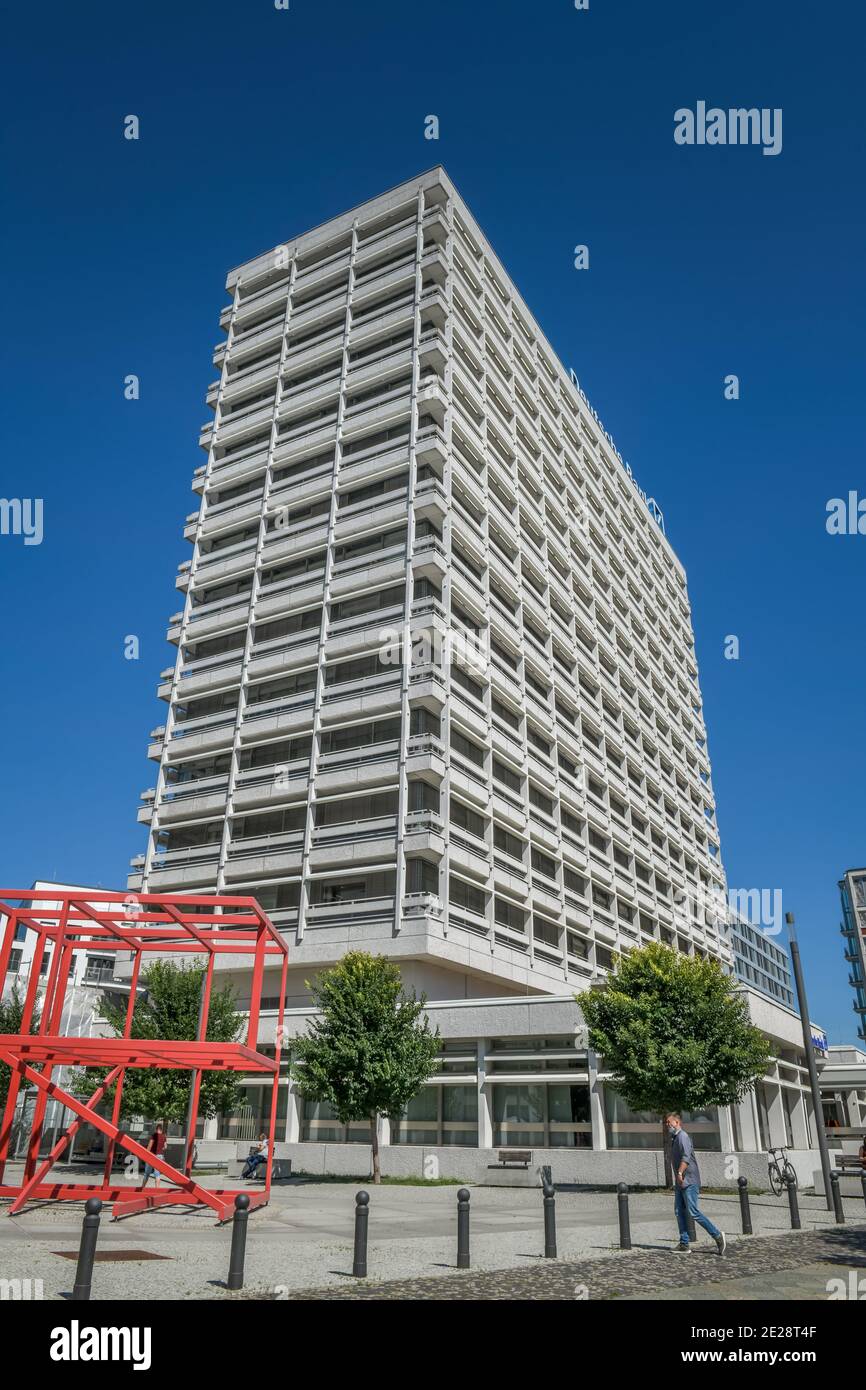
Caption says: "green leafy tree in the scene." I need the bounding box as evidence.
[291,952,441,1183]
[81,960,245,1126]
[578,942,770,1184]
[0,987,40,1110]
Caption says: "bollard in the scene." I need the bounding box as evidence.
[617,1182,631,1250]
[542,1179,557,1259]
[785,1174,801,1230]
[72,1197,103,1301]
[737,1176,753,1235]
[830,1171,846,1225]
[352,1190,369,1278]
[227,1192,250,1290]
[457,1187,471,1269]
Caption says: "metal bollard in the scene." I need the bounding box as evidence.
[617,1182,631,1250]
[830,1171,846,1225]
[457,1187,471,1269]
[352,1190,369,1277]
[72,1197,103,1301]
[785,1174,801,1230]
[542,1179,557,1259]
[227,1192,250,1290]
[737,1176,753,1235]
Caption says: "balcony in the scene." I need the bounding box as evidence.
[410,536,447,584]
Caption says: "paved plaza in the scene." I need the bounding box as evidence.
[1,1166,865,1301]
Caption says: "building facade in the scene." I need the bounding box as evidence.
[125,168,822,1178]
[729,913,795,1009]
[839,868,866,1042]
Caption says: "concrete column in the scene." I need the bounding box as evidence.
[788,1085,810,1149]
[718,1104,735,1154]
[587,1050,606,1151]
[285,1081,301,1143]
[477,1038,493,1149]
[203,1115,219,1141]
[846,1089,861,1127]
[380,1115,391,1147]
[767,1082,787,1147]
[737,1091,760,1151]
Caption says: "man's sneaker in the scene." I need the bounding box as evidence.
[715,1232,727,1256]
[674,1242,691,1253]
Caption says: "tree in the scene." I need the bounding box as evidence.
[290,952,441,1183]
[0,988,40,1110]
[82,960,245,1125]
[578,943,771,1185]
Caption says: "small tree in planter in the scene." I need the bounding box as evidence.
[578,942,770,1184]
[291,952,440,1183]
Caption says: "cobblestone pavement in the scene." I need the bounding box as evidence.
[278,1224,866,1301]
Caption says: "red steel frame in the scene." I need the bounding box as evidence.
[0,889,288,1222]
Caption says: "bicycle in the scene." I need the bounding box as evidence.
[767,1145,798,1196]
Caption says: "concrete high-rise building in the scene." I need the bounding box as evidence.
[127,169,821,1179]
[839,868,866,1042]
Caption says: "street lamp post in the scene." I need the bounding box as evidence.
[786,911,834,1211]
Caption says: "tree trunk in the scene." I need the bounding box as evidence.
[370,1114,381,1185]
[662,1119,674,1189]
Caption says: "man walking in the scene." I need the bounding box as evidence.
[665,1112,726,1254]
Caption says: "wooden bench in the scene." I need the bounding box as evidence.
[836,1154,866,1173]
[495,1149,532,1169]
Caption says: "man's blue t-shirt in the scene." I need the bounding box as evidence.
[671,1127,701,1188]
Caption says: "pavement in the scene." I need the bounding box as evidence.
[1,1166,864,1301]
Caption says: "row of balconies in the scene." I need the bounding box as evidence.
[211,290,692,633]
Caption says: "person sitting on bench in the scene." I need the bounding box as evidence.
[242,1133,269,1180]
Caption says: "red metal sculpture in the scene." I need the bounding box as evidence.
[0,889,288,1221]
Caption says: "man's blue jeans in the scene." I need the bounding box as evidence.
[674,1182,721,1244]
[243,1154,267,1179]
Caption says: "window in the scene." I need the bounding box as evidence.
[449,876,486,916]
[406,858,439,895]
[493,1084,591,1148]
[451,729,485,769]
[451,664,485,702]
[529,784,554,817]
[254,608,321,645]
[392,1085,478,1147]
[333,524,407,567]
[409,781,440,813]
[314,791,398,826]
[247,668,317,704]
[491,696,520,731]
[564,867,587,896]
[324,651,397,686]
[320,717,400,754]
[494,896,525,931]
[494,825,525,861]
[531,847,558,880]
[330,585,404,623]
[239,736,311,771]
[493,757,522,794]
[450,797,486,839]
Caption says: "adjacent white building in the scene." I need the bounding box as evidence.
[125,168,826,1180]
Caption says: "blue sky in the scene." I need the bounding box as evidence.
[1,0,863,1039]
